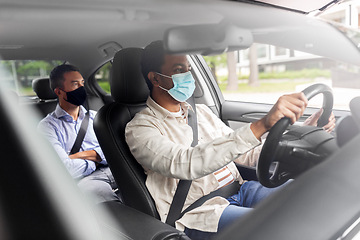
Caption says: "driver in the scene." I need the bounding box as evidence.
[125,40,336,240]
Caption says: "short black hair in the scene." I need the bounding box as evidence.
[49,64,80,91]
[140,40,165,92]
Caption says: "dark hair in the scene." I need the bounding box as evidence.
[49,64,80,91]
[140,40,165,92]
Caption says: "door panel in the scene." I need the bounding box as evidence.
[221,100,349,131]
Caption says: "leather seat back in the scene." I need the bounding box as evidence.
[32,78,58,118]
[336,96,360,147]
[94,48,160,218]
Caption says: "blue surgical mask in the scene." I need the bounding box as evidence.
[156,71,196,102]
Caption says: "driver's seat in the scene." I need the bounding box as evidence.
[94,47,160,219]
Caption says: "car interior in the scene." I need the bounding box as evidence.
[2,0,360,240]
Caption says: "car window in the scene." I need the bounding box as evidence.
[204,45,360,111]
[95,61,112,93]
[0,60,63,97]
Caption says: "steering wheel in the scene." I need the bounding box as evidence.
[256,83,333,188]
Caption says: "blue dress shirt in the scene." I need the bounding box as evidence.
[38,104,107,179]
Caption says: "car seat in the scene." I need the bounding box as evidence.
[336,96,360,147]
[32,78,59,118]
[93,47,160,219]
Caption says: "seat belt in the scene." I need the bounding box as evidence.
[179,181,240,219]
[165,97,241,227]
[70,108,90,155]
[165,96,198,227]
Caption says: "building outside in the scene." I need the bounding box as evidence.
[236,0,360,89]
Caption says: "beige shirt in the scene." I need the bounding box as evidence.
[125,97,262,232]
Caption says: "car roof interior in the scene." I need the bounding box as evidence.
[0,0,359,79]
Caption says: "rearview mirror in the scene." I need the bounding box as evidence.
[164,23,253,55]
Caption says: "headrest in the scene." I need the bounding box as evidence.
[32,78,57,100]
[111,47,150,103]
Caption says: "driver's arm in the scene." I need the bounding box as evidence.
[250,92,308,140]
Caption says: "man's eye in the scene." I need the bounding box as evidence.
[175,68,186,73]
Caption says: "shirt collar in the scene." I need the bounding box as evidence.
[54,104,87,121]
[146,96,194,122]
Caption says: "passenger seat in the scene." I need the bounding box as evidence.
[32,78,58,118]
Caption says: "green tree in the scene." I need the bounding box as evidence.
[203,53,227,83]
[98,62,112,82]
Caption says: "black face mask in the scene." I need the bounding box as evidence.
[61,86,87,106]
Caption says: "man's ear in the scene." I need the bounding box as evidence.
[148,72,159,87]
[54,87,62,97]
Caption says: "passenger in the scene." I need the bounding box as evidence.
[38,64,121,204]
[125,41,335,239]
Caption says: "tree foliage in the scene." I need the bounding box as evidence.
[203,53,227,82]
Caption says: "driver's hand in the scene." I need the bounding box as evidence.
[302,108,336,133]
[251,92,308,139]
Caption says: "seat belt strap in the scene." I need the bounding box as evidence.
[70,109,90,155]
[165,96,198,227]
[179,181,240,219]
[165,179,192,227]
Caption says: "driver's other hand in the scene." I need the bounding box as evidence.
[302,108,336,133]
[323,112,336,133]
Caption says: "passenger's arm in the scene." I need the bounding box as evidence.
[38,121,96,178]
[69,150,102,162]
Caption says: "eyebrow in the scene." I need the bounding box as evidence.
[71,79,84,83]
[172,63,191,68]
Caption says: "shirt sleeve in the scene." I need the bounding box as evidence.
[198,104,265,168]
[125,117,261,180]
[93,146,107,165]
[38,119,96,179]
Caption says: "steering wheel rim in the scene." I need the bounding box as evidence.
[256,83,333,188]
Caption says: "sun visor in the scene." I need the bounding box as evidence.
[164,23,253,56]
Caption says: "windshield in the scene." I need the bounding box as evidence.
[329,20,360,49]
[204,45,360,111]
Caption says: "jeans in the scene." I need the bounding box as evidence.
[184,180,284,240]
[77,165,122,204]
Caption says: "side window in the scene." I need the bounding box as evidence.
[95,61,112,93]
[0,60,63,97]
[203,45,360,111]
